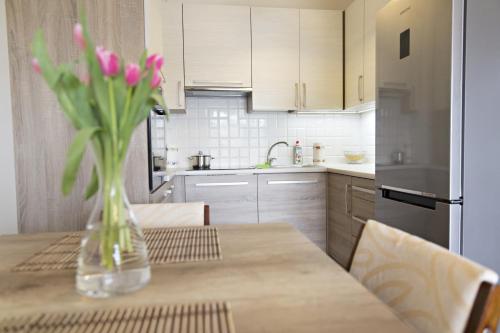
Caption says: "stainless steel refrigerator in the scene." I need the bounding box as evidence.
[375,0,464,253]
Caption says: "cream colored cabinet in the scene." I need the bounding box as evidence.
[183,4,251,88]
[345,0,390,108]
[251,7,300,111]
[162,1,185,111]
[363,0,391,103]
[345,0,365,108]
[300,10,343,111]
[251,8,342,112]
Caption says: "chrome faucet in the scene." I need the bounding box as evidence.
[266,141,289,166]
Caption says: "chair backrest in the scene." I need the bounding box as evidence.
[350,220,499,333]
[131,203,206,228]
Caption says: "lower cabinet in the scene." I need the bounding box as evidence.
[185,175,258,224]
[258,173,327,250]
[149,176,186,204]
[327,173,375,269]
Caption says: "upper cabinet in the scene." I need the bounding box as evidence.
[345,0,390,109]
[251,7,300,111]
[162,1,185,111]
[300,10,343,111]
[183,4,252,89]
[251,8,343,112]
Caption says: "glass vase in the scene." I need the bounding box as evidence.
[76,162,150,298]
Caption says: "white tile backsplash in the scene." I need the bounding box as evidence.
[165,96,375,168]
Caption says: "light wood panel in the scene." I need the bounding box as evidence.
[363,0,390,102]
[345,0,365,108]
[299,9,343,111]
[185,175,258,224]
[0,224,415,333]
[258,173,327,250]
[161,0,185,111]
[250,7,300,111]
[6,0,148,233]
[183,4,251,88]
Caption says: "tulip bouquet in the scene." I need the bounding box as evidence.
[32,17,165,276]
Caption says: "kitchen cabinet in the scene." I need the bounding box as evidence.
[250,8,342,112]
[327,173,375,269]
[258,173,327,250]
[345,0,389,108]
[185,175,258,224]
[251,7,300,111]
[162,1,185,111]
[327,174,353,267]
[299,10,343,111]
[183,4,251,89]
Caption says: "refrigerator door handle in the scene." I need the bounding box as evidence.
[380,186,463,210]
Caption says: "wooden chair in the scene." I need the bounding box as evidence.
[349,220,499,333]
[131,203,210,228]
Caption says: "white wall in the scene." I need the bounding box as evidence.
[0,0,18,234]
[165,96,374,168]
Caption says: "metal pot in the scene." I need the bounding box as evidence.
[189,151,214,170]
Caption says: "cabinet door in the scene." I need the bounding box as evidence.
[251,7,300,111]
[185,175,257,224]
[351,177,375,238]
[162,1,185,110]
[363,0,390,102]
[345,0,365,108]
[299,10,343,111]
[327,174,354,268]
[258,173,327,251]
[183,4,251,88]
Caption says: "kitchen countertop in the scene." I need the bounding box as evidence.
[0,223,412,332]
[163,163,375,180]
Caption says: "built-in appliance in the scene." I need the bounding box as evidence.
[147,105,167,192]
[375,0,464,253]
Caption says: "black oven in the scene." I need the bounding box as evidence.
[147,105,167,193]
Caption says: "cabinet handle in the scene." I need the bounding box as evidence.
[358,75,364,102]
[302,82,307,108]
[192,80,244,86]
[344,184,350,215]
[195,182,249,187]
[351,185,375,195]
[352,215,367,224]
[267,180,318,185]
[295,83,299,108]
[177,80,182,107]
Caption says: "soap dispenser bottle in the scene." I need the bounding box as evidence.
[293,140,303,165]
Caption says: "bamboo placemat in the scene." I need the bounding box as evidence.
[12,227,222,272]
[0,302,236,333]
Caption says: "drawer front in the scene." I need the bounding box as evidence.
[258,173,326,250]
[351,177,375,202]
[351,197,375,237]
[185,175,258,224]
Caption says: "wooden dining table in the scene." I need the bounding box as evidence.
[0,223,414,332]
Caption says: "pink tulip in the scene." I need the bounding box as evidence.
[151,70,162,89]
[146,54,164,70]
[73,23,85,50]
[125,63,141,87]
[95,46,120,77]
[31,58,41,74]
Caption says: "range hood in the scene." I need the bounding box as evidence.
[184,86,252,98]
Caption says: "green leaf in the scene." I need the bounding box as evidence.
[62,127,100,196]
[31,30,60,88]
[84,165,99,199]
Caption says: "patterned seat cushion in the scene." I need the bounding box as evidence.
[350,220,498,333]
